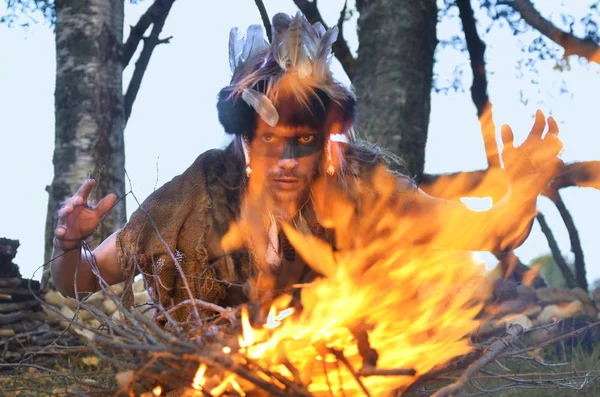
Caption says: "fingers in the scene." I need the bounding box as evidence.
[542,116,563,156]
[54,225,66,238]
[546,116,559,137]
[501,124,515,150]
[95,193,117,217]
[530,109,546,138]
[75,179,96,201]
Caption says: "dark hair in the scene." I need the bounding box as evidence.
[217,85,357,140]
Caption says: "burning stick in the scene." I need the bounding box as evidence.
[430,324,525,397]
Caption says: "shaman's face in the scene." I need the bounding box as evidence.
[249,117,322,216]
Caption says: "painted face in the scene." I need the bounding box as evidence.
[249,117,322,216]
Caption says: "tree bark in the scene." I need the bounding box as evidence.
[42,0,125,289]
[353,0,438,180]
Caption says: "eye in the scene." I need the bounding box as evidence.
[262,134,274,143]
[298,134,315,144]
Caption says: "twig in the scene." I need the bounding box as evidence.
[211,354,296,397]
[431,324,524,397]
[123,171,202,325]
[358,367,416,377]
[500,320,600,358]
[330,348,372,397]
[158,298,237,324]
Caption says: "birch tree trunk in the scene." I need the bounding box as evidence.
[42,0,125,289]
[353,0,438,181]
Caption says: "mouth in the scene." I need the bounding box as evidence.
[273,178,302,191]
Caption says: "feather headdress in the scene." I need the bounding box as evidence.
[217,12,356,136]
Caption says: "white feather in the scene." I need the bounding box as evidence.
[241,25,268,63]
[300,18,319,59]
[272,13,292,69]
[242,88,279,127]
[313,22,326,38]
[314,26,338,80]
[228,27,244,73]
[287,12,303,68]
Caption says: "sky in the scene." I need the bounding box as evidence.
[0,0,599,286]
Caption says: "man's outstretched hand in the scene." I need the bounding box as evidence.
[501,109,564,198]
[54,179,117,250]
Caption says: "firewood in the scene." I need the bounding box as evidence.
[0,310,28,325]
[0,329,15,337]
[0,288,36,296]
[0,294,11,301]
[0,278,21,288]
[0,300,39,313]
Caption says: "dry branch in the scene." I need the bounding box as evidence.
[535,212,577,288]
[421,160,600,202]
[552,192,588,290]
[122,0,176,68]
[456,0,500,168]
[254,0,272,43]
[500,320,600,358]
[548,161,600,191]
[124,0,176,123]
[514,0,600,64]
[431,324,525,397]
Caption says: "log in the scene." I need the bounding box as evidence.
[0,278,21,288]
[0,294,11,301]
[0,288,38,302]
[20,278,40,291]
[0,300,39,313]
[0,329,15,337]
[0,310,29,325]
[0,288,36,296]
[1,317,45,332]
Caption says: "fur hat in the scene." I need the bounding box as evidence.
[217,12,357,137]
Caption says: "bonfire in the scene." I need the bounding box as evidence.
[31,167,599,396]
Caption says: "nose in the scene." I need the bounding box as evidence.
[277,157,299,171]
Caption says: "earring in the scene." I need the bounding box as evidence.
[326,138,335,176]
[241,135,252,176]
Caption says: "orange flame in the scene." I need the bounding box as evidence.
[223,164,493,395]
[192,363,207,390]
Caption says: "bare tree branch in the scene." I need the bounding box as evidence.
[124,0,176,123]
[552,192,588,291]
[548,161,600,191]
[122,0,176,68]
[420,161,600,201]
[535,212,577,289]
[456,0,500,168]
[500,320,600,358]
[420,167,507,202]
[254,0,272,43]
[514,0,600,64]
[431,324,524,397]
[293,0,356,80]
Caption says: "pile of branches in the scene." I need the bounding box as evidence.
[4,274,599,397]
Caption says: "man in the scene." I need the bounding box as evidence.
[51,13,563,323]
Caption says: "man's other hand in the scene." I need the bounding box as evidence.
[54,179,117,250]
[501,109,564,198]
